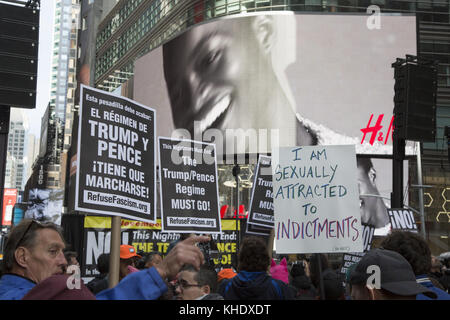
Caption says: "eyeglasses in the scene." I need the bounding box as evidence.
[15,219,44,249]
[177,279,203,289]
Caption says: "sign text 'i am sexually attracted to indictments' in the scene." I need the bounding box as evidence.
[272,145,363,253]
[75,85,156,222]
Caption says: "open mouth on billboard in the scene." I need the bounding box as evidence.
[199,94,231,132]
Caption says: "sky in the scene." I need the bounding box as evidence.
[25,1,54,139]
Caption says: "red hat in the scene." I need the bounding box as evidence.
[217,268,237,282]
[120,245,141,259]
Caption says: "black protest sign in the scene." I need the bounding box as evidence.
[82,217,240,279]
[158,137,221,234]
[75,85,156,222]
[82,216,177,279]
[245,219,272,237]
[210,219,242,268]
[388,209,418,233]
[339,224,374,278]
[340,252,365,278]
[248,155,274,228]
[361,223,375,252]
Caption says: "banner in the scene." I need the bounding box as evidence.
[134,13,417,156]
[24,188,63,225]
[247,155,274,228]
[75,85,156,222]
[339,224,375,278]
[158,137,221,234]
[12,203,27,226]
[388,209,418,233]
[2,189,17,226]
[245,218,272,237]
[82,216,240,280]
[272,145,363,253]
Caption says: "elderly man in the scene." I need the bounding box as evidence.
[0,219,67,299]
[0,219,210,300]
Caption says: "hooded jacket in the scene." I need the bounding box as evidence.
[218,271,295,300]
[416,275,450,300]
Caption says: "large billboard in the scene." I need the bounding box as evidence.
[133,13,416,234]
[134,12,416,157]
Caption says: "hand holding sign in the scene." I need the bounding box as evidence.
[155,235,210,280]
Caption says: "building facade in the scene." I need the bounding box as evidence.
[48,0,81,190]
[91,0,449,253]
[5,109,30,191]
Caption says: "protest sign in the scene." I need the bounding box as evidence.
[340,252,365,278]
[272,145,363,253]
[247,155,274,228]
[75,85,156,222]
[245,219,272,237]
[82,216,176,278]
[388,209,418,233]
[158,137,221,233]
[82,216,239,280]
[339,224,375,278]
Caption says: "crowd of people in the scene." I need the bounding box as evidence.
[0,218,448,300]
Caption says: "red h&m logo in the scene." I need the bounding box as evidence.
[360,114,394,145]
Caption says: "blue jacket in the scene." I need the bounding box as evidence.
[0,267,167,300]
[0,274,36,300]
[416,275,450,300]
[96,267,167,300]
[218,271,295,300]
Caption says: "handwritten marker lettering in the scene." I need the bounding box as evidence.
[273,146,363,253]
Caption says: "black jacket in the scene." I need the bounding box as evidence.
[291,275,317,300]
[218,271,295,300]
[86,273,109,295]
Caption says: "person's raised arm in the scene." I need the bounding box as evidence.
[155,235,210,280]
[96,235,211,300]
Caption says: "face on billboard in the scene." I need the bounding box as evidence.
[162,15,301,147]
[134,13,416,231]
[137,13,416,153]
[357,158,389,229]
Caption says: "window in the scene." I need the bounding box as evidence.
[82,17,87,31]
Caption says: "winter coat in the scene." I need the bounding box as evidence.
[416,275,450,300]
[218,271,295,300]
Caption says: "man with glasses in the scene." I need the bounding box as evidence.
[0,219,211,300]
[174,264,223,300]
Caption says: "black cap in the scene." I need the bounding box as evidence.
[349,248,437,299]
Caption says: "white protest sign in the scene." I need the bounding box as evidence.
[272,145,363,253]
